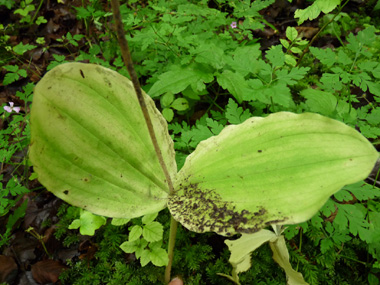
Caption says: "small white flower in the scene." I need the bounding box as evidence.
[4,102,21,113]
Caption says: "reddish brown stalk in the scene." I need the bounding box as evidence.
[110,0,174,195]
[110,1,178,283]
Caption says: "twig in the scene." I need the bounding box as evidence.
[110,0,174,195]
[110,1,178,283]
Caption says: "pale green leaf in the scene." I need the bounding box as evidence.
[225,230,276,274]
[168,112,378,236]
[111,218,130,226]
[30,63,176,219]
[269,235,308,284]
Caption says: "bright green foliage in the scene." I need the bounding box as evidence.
[311,26,380,99]
[0,0,15,9]
[30,63,177,219]
[280,27,309,66]
[120,212,168,267]
[3,65,27,85]
[225,99,251,124]
[160,93,189,122]
[149,65,214,98]
[68,209,107,236]
[294,0,341,25]
[0,199,28,249]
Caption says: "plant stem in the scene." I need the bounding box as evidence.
[110,1,178,282]
[165,216,179,283]
[110,0,174,195]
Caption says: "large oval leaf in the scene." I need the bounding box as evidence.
[168,112,378,236]
[30,63,176,218]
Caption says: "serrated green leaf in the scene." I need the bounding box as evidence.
[334,189,353,202]
[3,73,20,85]
[227,45,262,76]
[334,204,369,237]
[266,45,285,68]
[120,238,147,254]
[140,249,151,267]
[320,238,334,254]
[30,63,176,219]
[275,67,310,85]
[194,43,226,69]
[337,50,353,65]
[225,98,251,124]
[149,65,213,98]
[254,82,294,107]
[143,221,163,242]
[216,70,248,103]
[3,65,19,72]
[295,0,340,25]
[344,182,380,201]
[13,42,36,55]
[300,88,337,116]
[309,47,336,67]
[168,112,378,236]
[17,69,27,78]
[129,225,143,241]
[150,247,169,267]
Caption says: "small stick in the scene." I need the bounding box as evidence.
[110,0,174,195]
[110,1,178,283]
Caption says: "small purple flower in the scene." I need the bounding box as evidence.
[4,102,21,113]
[230,21,237,29]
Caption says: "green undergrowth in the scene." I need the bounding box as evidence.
[1,0,380,284]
